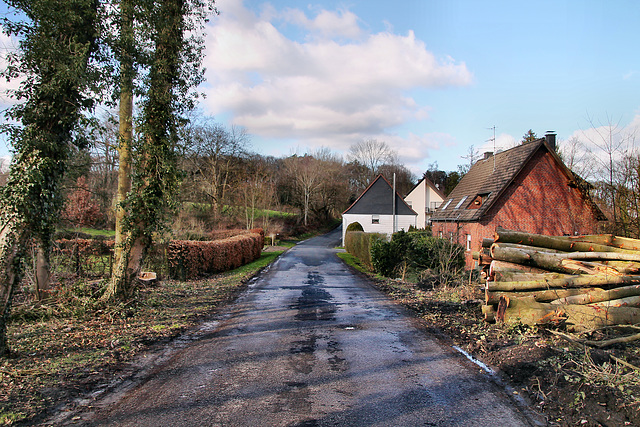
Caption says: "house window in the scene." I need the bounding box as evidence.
[469,192,491,210]
[441,199,453,210]
[372,215,380,224]
[455,196,469,209]
[466,234,472,251]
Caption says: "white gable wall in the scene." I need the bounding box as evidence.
[404,180,444,229]
[342,214,417,246]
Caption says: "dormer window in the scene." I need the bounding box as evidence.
[468,193,491,210]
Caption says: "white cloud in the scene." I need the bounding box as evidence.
[280,7,362,40]
[202,0,473,164]
[0,29,22,106]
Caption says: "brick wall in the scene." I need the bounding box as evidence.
[432,150,604,268]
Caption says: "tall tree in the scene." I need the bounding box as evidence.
[183,118,248,221]
[521,129,538,144]
[114,0,135,271]
[347,139,397,183]
[0,0,101,356]
[583,115,635,233]
[105,0,211,300]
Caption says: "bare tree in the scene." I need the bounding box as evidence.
[458,144,480,175]
[182,118,249,221]
[582,114,636,231]
[347,139,398,182]
[557,136,595,180]
[283,153,324,226]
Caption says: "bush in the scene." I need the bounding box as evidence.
[370,230,465,283]
[345,221,364,232]
[167,229,264,280]
[344,231,385,269]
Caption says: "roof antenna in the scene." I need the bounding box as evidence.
[486,126,496,173]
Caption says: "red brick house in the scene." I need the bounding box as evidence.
[430,134,607,268]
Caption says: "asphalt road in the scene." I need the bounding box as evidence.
[81,228,532,426]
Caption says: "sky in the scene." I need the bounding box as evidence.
[1,0,639,175]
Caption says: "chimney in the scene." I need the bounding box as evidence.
[483,151,493,160]
[545,131,556,151]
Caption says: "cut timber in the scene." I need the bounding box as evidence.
[498,296,640,330]
[486,287,605,305]
[564,252,640,262]
[550,284,640,305]
[499,296,566,326]
[586,295,640,308]
[486,274,640,292]
[138,271,157,285]
[492,270,575,283]
[493,242,566,254]
[490,245,585,274]
[494,227,637,254]
[491,245,640,274]
[561,259,621,276]
[489,260,548,276]
[482,238,495,249]
[482,304,496,322]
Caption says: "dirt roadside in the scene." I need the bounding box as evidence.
[2,247,638,426]
[369,277,640,427]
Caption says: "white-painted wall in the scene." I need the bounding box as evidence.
[342,214,417,246]
[404,180,444,229]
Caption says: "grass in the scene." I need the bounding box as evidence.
[60,227,116,237]
[1,250,284,425]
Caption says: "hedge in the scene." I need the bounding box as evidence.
[28,229,265,281]
[344,231,386,269]
[167,229,265,280]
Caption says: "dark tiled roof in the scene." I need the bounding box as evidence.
[343,174,417,216]
[431,139,558,222]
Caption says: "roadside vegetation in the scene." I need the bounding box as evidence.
[0,251,284,425]
[339,230,640,426]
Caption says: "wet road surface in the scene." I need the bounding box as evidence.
[81,228,532,426]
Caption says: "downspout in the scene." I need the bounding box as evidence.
[392,173,396,234]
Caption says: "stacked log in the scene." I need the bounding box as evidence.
[477,227,640,331]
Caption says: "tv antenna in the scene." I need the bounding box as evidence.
[486,126,496,172]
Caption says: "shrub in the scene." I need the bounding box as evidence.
[345,221,364,232]
[344,231,385,269]
[370,230,465,283]
[167,229,264,280]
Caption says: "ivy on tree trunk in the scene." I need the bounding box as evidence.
[0,0,100,357]
[106,0,209,300]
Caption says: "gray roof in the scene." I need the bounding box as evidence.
[431,138,606,222]
[343,174,417,216]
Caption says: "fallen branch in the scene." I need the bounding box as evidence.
[548,329,640,349]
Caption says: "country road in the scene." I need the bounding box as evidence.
[78,228,533,426]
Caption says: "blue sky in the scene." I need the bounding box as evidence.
[200,0,640,173]
[1,0,639,175]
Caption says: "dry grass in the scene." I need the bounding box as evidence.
[0,251,282,425]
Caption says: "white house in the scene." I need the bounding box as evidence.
[342,174,417,246]
[404,177,445,229]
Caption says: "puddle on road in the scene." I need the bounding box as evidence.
[290,272,337,322]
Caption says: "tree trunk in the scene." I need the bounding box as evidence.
[35,240,51,300]
[494,227,635,254]
[486,287,605,305]
[114,0,134,272]
[550,284,640,305]
[486,274,640,292]
[0,218,28,357]
[104,233,147,301]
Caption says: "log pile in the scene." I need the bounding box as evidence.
[475,227,640,331]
